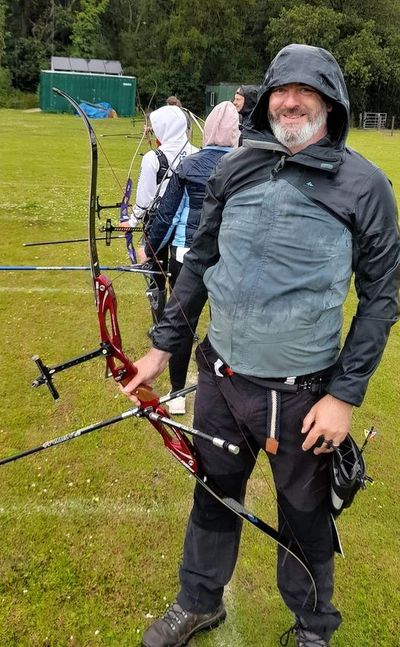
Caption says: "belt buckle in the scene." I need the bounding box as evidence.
[309,376,323,394]
[284,376,296,385]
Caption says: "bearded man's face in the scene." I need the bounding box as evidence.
[268,83,332,151]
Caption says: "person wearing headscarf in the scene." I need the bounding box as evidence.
[141,101,240,414]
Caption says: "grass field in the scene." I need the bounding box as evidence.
[0,109,399,647]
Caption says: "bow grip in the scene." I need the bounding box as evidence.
[119,375,160,409]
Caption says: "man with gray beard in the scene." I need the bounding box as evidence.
[268,83,331,151]
[122,44,400,647]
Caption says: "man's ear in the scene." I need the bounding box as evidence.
[326,102,333,113]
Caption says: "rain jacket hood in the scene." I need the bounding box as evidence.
[150,105,188,145]
[250,44,349,146]
[236,85,259,119]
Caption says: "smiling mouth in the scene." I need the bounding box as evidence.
[278,113,308,128]
[281,113,306,119]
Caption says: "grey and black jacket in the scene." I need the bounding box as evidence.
[153,44,400,406]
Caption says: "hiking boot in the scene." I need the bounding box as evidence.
[141,601,226,646]
[280,621,329,646]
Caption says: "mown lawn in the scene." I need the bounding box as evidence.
[0,109,399,647]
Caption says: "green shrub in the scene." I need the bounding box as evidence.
[4,88,38,109]
[0,65,12,104]
[0,67,38,109]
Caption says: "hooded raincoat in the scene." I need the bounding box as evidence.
[153,44,400,407]
[146,45,399,643]
[131,105,198,223]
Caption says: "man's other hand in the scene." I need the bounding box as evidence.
[301,393,353,454]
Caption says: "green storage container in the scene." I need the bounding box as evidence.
[205,83,240,115]
[40,71,136,117]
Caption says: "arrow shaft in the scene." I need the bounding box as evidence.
[0,387,195,466]
[0,407,140,466]
[23,236,128,246]
[0,266,164,274]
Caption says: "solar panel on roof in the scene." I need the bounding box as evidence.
[105,61,123,75]
[51,56,71,71]
[50,56,122,75]
[88,59,106,73]
[71,58,89,72]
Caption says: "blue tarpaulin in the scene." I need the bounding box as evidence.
[78,101,113,119]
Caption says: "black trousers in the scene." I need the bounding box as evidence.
[176,339,342,642]
[146,245,168,327]
[149,244,168,292]
[168,248,198,392]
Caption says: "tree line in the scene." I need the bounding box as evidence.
[1,0,400,123]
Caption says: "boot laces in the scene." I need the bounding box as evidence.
[280,621,327,646]
[161,602,188,631]
[280,622,297,646]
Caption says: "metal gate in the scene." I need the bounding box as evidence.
[362,112,387,129]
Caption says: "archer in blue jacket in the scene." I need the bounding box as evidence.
[142,101,240,414]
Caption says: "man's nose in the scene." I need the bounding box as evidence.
[282,90,300,108]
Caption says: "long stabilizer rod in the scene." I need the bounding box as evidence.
[0,386,239,465]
